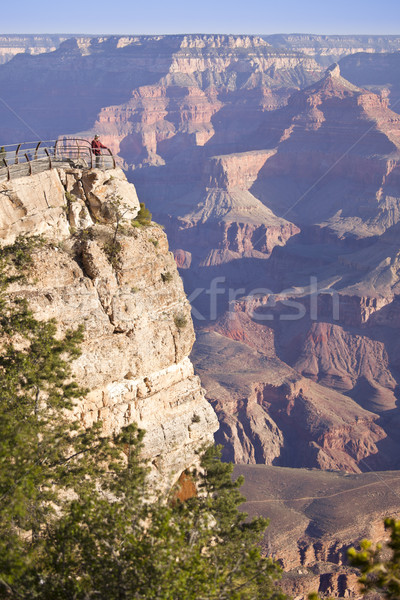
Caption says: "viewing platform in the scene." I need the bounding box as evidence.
[0,139,116,182]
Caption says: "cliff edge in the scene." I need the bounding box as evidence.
[0,166,219,488]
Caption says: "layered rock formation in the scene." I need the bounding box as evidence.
[143,148,300,271]
[2,33,400,70]
[0,166,218,489]
[146,67,400,483]
[249,64,400,239]
[265,34,400,67]
[130,63,400,285]
[86,35,322,169]
[0,34,72,64]
[192,331,396,473]
[0,35,323,147]
[339,50,400,113]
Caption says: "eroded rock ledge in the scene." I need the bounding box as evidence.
[0,167,218,488]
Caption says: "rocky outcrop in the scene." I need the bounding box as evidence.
[205,150,277,189]
[1,167,218,489]
[192,331,391,472]
[0,34,71,64]
[265,34,400,67]
[144,148,300,269]
[340,50,400,112]
[248,66,400,239]
[293,322,396,398]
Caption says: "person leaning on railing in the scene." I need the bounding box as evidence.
[91,135,107,168]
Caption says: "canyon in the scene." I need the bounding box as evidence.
[2,32,400,597]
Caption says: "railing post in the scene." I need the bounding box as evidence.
[3,158,10,181]
[44,147,52,169]
[107,148,116,169]
[34,141,41,160]
[25,153,32,175]
[15,143,21,165]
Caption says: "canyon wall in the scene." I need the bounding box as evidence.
[0,166,218,489]
[0,35,324,146]
[2,33,400,68]
[265,34,400,66]
[0,34,73,64]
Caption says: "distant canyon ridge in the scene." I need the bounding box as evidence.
[2,32,400,597]
[1,32,400,65]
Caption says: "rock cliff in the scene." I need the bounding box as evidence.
[0,166,218,489]
[339,49,400,114]
[192,331,395,473]
[249,64,400,240]
[265,34,400,67]
[0,34,72,64]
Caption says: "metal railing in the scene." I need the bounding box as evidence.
[0,139,116,182]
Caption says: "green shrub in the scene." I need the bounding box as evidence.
[1,234,46,270]
[103,239,122,270]
[132,202,152,228]
[161,271,173,283]
[174,313,188,329]
[65,191,77,204]
[79,227,95,242]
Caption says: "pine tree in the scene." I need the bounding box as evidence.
[0,236,114,596]
[0,236,286,600]
[348,518,400,599]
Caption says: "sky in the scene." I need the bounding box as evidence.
[1,0,400,35]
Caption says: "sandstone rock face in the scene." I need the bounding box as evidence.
[1,167,218,489]
[0,169,70,243]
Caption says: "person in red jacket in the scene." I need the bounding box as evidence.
[91,134,107,168]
